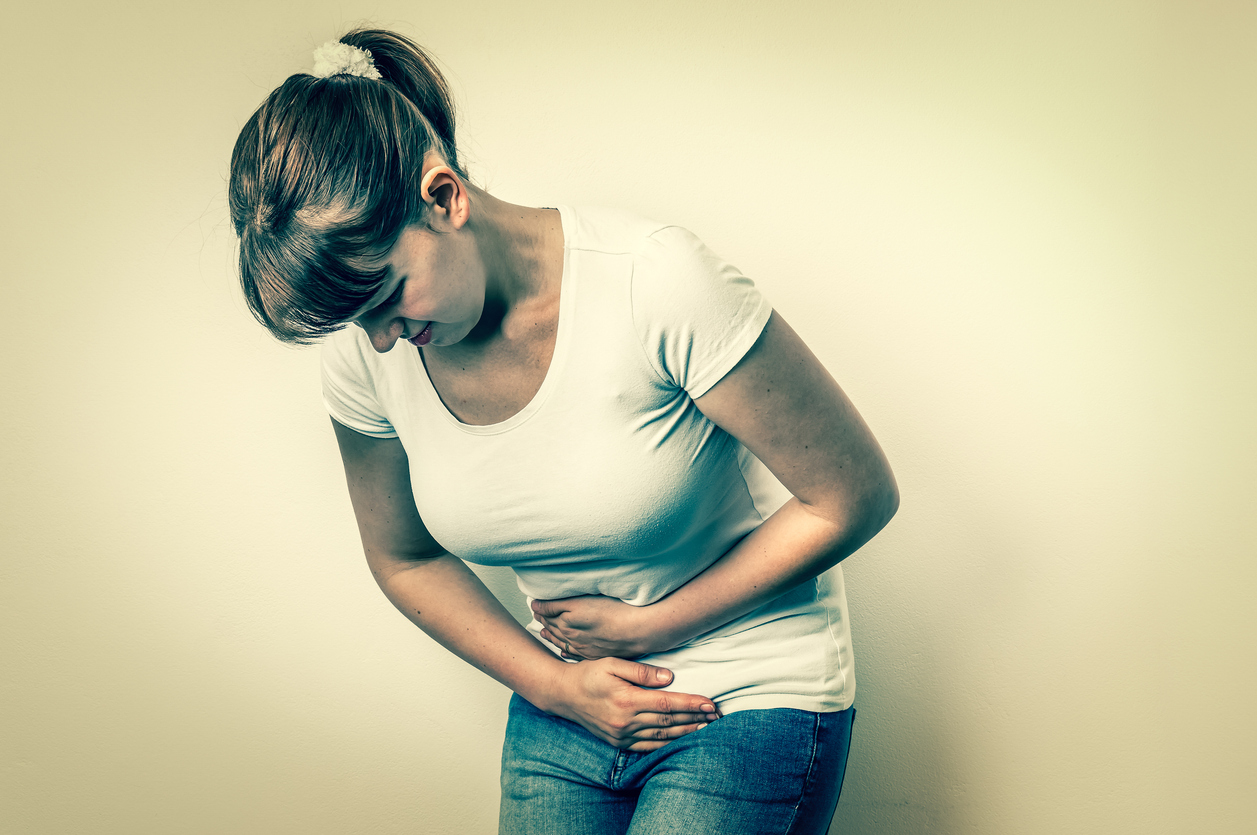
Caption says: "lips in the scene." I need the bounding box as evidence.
[407,322,433,346]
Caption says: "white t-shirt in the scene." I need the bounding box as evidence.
[321,205,855,713]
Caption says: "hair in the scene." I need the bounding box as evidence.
[229,29,464,344]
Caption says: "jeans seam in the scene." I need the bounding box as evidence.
[609,750,629,790]
[782,712,822,834]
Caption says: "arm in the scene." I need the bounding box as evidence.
[533,311,899,658]
[331,419,720,750]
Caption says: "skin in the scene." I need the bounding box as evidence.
[337,153,898,751]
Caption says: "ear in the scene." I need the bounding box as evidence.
[420,160,469,230]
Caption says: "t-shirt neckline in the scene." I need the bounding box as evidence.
[408,204,573,436]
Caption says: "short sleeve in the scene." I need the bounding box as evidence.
[320,327,398,438]
[630,225,772,398]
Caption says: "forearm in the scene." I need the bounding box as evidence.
[372,551,720,751]
[644,490,897,651]
[536,489,898,660]
[371,552,568,711]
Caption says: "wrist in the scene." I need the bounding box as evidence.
[521,655,575,716]
[631,600,689,656]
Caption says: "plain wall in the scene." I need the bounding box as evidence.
[2,1,1254,832]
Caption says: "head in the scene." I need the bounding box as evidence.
[228,29,467,345]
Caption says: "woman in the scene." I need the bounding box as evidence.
[230,29,898,835]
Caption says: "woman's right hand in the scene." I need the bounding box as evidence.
[544,657,720,752]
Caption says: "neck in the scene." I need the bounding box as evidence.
[463,185,562,341]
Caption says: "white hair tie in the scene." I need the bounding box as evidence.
[311,41,382,80]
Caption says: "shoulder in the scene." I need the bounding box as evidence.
[561,205,737,287]
[594,214,771,398]
[560,204,671,255]
[628,220,764,319]
[631,223,728,282]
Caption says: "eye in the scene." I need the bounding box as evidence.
[382,281,405,307]
[367,280,405,315]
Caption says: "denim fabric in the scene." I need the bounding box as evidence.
[499,694,855,835]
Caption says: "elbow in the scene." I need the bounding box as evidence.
[859,472,900,538]
[366,548,447,591]
[806,466,899,563]
[876,472,900,533]
[850,464,900,546]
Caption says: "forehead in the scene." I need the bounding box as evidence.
[350,225,439,313]
[350,226,425,305]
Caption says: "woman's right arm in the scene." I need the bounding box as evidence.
[331,418,718,751]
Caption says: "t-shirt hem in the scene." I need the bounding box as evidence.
[715,691,855,716]
[325,405,399,439]
[684,299,773,398]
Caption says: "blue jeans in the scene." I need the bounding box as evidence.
[499,693,855,835]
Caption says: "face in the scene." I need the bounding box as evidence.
[352,222,486,353]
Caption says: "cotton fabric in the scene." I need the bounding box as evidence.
[321,205,855,714]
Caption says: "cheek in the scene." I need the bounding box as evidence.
[452,256,485,309]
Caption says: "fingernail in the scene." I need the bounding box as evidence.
[697,723,708,730]
[701,703,714,712]
[706,713,718,721]
[656,669,671,682]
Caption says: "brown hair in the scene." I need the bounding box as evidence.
[229,29,464,344]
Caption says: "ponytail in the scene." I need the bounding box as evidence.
[229,29,463,344]
[340,29,463,177]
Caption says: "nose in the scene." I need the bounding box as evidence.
[355,312,405,353]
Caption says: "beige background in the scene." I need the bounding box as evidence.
[2,1,1254,833]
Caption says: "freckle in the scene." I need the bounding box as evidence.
[416,610,422,615]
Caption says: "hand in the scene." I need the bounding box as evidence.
[532,594,666,660]
[543,657,720,752]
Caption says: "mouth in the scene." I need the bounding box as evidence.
[407,322,434,347]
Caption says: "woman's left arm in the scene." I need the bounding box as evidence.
[534,311,899,659]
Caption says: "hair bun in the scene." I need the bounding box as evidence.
[340,29,459,170]
[311,41,382,79]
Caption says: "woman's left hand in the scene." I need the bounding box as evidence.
[532,595,666,660]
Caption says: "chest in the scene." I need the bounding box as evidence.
[403,359,748,575]
[370,258,773,582]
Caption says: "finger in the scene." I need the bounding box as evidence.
[530,598,566,619]
[539,628,566,656]
[535,614,570,637]
[624,722,710,752]
[630,688,718,719]
[606,660,720,715]
[539,629,584,660]
[608,658,675,688]
[540,628,576,653]
[628,711,720,731]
